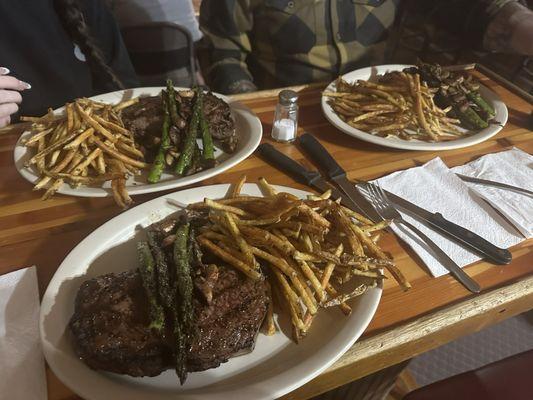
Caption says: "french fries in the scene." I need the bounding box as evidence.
[325,71,463,141]
[22,97,144,207]
[193,177,408,342]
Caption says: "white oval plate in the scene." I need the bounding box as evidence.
[321,64,508,151]
[14,88,262,197]
[40,183,382,400]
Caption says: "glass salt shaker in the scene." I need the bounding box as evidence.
[271,90,299,142]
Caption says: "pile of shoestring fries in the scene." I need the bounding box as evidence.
[186,176,410,342]
[21,97,147,207]
[324,71,463,141]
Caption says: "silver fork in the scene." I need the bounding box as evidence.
[359,182,481,294]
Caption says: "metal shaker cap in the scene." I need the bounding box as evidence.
[278,90,298,106]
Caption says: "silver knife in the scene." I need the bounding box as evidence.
[256,143,367,214]
[456,173,533,197]
[298,134,381,222]
[298,133,512,265]
[375,187,512,265]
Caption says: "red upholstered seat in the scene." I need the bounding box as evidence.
[403,349,533,400]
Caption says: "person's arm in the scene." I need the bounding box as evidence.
[414,0,523,52]
[199,0,257,94]
[483,1,533,55]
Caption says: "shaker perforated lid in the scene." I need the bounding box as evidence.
[278,90,299,106]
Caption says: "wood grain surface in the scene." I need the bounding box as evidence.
[0,70,532,400]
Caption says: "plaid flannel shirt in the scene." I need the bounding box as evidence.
[200,0,514,94]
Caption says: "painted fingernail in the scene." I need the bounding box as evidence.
[20,81,31,89]
[0,67,10,75]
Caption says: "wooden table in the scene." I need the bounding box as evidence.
[1,71,532,400]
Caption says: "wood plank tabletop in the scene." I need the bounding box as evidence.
[0,69,532,400]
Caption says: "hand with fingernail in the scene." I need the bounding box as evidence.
[0,67,31,128]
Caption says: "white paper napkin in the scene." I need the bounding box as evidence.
[452,147,533,239]
[372,158,524,277]
[0,267,47,400]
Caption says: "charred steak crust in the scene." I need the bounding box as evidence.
[69,267,268,377]
[69,271,170,377]
[188,268,268,371]
[121,96,164,162]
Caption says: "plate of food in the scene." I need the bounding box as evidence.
[321,63,508,151]
[40,177,400,400]
[13,82,262,206]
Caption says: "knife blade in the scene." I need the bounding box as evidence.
[256,143,366,213]
[377,187,513,265]
[456,173,533,197]
[298,133,381,222]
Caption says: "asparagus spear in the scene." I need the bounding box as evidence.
[173,222,194,384]
[186,142,201,175]
[198,91,215,167]
[453,105,489,130]
[137,241,165,331]
[182,226,195,334]
[147,231,173,308]
[436,87,489,131]
[147,108,171,183]
[172,310,187,384]
[166,79,181,127]
[174,89,201,175]
[467,91,495,118]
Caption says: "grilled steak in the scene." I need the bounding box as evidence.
[121,96,164,162]
[69,266,268,377]
[69,270,169,377]
[189,265,267,371]
[121,91,237,163]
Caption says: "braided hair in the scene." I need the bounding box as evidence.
[53,0,124,89]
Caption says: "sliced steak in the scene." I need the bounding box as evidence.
[69,266,268,377]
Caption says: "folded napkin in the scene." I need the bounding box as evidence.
[373,158,524,277]
[452,147,533,239]
[0,267,47,400]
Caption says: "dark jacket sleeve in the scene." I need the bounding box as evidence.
[82,0,139,91]
[413,0,516,47]
[199,0,256,94]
